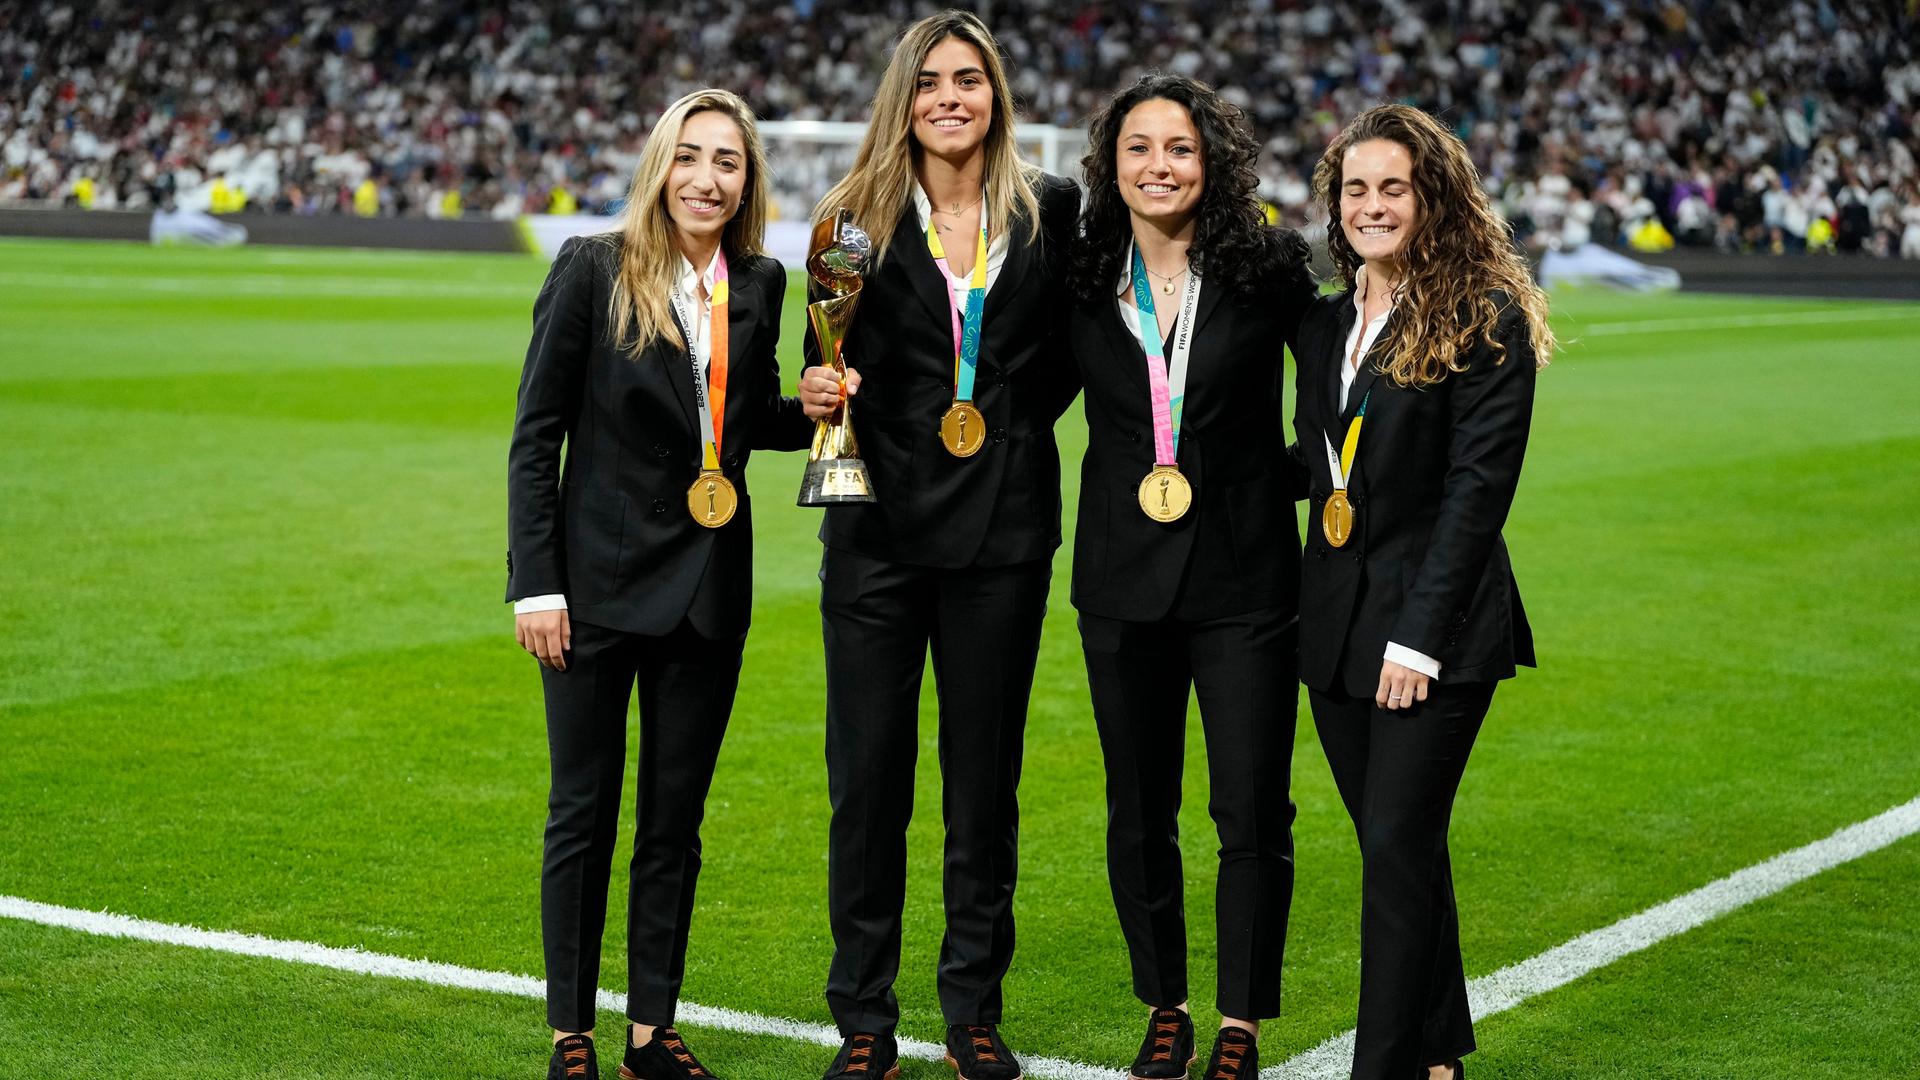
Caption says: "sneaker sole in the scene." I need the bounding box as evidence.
[1128,1055,1197,1080]
[945,1054,1022,1080]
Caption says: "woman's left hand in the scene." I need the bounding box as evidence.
[1376,660,1429,711]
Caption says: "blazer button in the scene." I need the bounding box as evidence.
[1128,431,1141,444]
[724,455,740,469]
[1352,552,1363,564]
[994,373,1007,387]
[650,498,669,514]
[1350,492,1364,509]
[990,427,1008,444]
[1315,548,1326,561]
[652,444,668,458]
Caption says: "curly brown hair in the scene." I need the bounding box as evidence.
[1313,104,1554,387]
[1070,73,1302,304]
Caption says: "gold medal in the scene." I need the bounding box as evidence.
[1137,465,1192,522]
[1322,490,1354,548]
[687,470,738,528]
[939,401,986,457]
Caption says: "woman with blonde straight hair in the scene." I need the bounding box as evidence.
[792,10,1080,1080]
[1293,103,1553,1080]
[506,87,811,1080]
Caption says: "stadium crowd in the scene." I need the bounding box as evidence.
[3,0,1917,256]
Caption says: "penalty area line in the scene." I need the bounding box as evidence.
[4,792,1918,1080]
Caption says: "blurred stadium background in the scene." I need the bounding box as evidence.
[3,3,1919,1079]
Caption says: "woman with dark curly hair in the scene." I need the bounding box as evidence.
[1063,73,1316,1080]
[1295,103,1553,1080]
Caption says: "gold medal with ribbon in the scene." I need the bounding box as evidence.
[673,249,738,529]
[1321,390,1368,548]
[1127,240,1201,522]
[928,218,990,457]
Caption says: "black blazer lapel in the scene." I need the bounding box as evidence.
[982,215,1032,322]
[1190,274,1225,340]
[661,305,700,435]
[717,265,760,453]
[891,205,953,330]
[1102,295,1152,396]
[1326,297,1359,429]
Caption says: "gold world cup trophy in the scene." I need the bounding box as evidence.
[797,208,878,505]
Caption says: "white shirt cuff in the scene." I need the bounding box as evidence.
[513,594,568,615]
[1384,641,1441,679]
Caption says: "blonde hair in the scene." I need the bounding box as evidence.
[606,88,770,357]
[812,9,1042,266]
[1313,104,1555,387]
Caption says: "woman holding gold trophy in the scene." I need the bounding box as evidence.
[1062,74,1316,1080]
[505,88,811,1080]
[794,10,1080,1080]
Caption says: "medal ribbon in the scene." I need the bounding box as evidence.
[1323,390,1370,491]
[1129,240,1202,467]
[925,220,989,402]
[670,249,729,471]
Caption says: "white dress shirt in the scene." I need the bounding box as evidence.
[912,185,1009,306]
[513,250,721,617]
[1332,268,1442,681]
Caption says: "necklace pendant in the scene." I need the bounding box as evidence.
[1163,281,1174,295]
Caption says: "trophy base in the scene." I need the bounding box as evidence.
[798,458,877,505]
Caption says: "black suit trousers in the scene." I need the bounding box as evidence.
[1080,607,1299,1020]
[820,546,1051,1036]
[1307,680,1495,1078]
[539,616,743,1031]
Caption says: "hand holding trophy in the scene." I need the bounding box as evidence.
[797,208,878,505]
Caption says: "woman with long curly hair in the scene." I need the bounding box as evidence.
[1294,103,1553,1080]
[1064,73,1316,1080]
[506,88,813,1080]
[791,11,1080,1080]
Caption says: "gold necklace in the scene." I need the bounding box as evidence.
[1142,262,1187,295]
[931,192,984,216]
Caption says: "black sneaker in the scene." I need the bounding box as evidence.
[1130,1008,1196,1079]
[1200,1027,1257,1080]
[945,1024,1024,1080]
[822,1031,900,1080]
[620,1025,718,1079]
[548,1034,597,1080]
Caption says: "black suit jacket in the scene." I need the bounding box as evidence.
[1068,228,1317,621]
[806,172,1081,568]
[1293,289,1538,696]
[506,234,813,638]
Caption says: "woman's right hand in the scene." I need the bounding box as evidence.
[516,609,572,671]
[799,365,861,419]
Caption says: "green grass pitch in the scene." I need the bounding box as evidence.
[1,236,1917,1078]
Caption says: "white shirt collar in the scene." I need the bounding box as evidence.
[675,247,721,302]
[1352,265,1397,324]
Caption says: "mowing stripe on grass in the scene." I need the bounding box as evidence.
[0,271,531,299]
[4,793,1917,1080]
[1279,792,1920,1079]
[1580,307,1914,336]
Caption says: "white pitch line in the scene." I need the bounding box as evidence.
[1276,793,1920,1079]
[0,893,1121,1079]
[1578,307,1915,336]
[3,794,1916,1080]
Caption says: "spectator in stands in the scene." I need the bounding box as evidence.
[1,1,1915,256]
